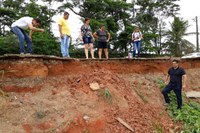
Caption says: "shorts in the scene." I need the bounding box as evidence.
[83,36,93,44]
[98,41,107,49]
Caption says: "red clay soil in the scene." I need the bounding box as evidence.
[0,57,200,133]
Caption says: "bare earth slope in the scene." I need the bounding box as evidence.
[0,56,200,133]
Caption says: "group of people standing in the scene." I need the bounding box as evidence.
[58,12,111,59]
[11,11,143,59]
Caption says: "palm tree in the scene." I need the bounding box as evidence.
[165,17,194,57]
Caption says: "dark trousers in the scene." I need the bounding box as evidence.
[162,83,182,109]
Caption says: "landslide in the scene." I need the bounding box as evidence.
[0,57,200,133]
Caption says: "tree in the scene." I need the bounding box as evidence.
[134,0,180,54]
[164,17,194,56]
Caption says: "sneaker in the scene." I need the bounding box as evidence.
[20,52,24,55]
[26,53,31,55]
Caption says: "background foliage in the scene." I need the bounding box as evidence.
[0,0,195,57]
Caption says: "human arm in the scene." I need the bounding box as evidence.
[165,74,170,85]
[91,34,95,41]
[29,30,34,41]
[140,33,143,39]
[182,74,187,89]
[107,32,111,42]
[79,32,83,41]
[58,24,64,38]
[131,33,134,41]
[28,24,44,32]
[93,32,98,39]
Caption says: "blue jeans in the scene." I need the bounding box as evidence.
[162,83,182,109]
[11,26,32,53]
[133,41,141,57]
[60,35,70,57]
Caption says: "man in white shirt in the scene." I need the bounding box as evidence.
[11,17,45,54]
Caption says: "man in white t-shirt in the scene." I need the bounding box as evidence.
[11,17,45,54]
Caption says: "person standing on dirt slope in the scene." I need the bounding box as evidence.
[162,59,187,109]
[58,12,72,58]
[93,24,111,59]
[132,27,143,58]
[79,18,95,59]
[11,17,45,54]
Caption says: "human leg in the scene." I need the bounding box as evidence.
[64,35,70,57]
[89,43,95,59]
[84,44,89,59]
[173,87,182,109]
[102,42,108,59]
[162,84,173,104]
[60,35,67,57]
[137,41,141,57]
[133,41,137,57]
[11,27,25,53]
[104,48,108,59]
[23,30,32,54]
[98,48,102,59]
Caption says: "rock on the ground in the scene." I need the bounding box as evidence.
[89,82,100,91]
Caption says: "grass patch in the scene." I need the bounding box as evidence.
[97,88,112,104]
[152,122,164,133]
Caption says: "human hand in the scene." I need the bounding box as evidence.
[60,34,64,39]
[40,29,45,32]
[182,84,186,90]
[29,36,32,41]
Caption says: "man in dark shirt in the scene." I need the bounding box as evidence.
[162,59,187,109]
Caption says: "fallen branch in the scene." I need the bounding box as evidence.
[116,117,134,132]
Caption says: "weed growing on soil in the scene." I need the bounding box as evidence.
[157,79,200,133]
[36,111,46,119]
[152,122,164,133]
[97,88,112,104]
[103,88,112,100]
[83,128,89,133]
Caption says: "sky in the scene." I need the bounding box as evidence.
[178,0,200,48]
[51,0,200,47]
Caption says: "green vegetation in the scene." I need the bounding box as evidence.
[0,0,194,57]
[97,88,112,104]
[152,122,164,133]
[103,88,112,100]
[157,79,200,133]
[36,110,46,119]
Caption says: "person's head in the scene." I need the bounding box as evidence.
[100,24,105,31]
[172,59,179,69]
[64,12,69,20]
[84,18,90,25]
[134,27,140,32]
[32,18,41,27]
